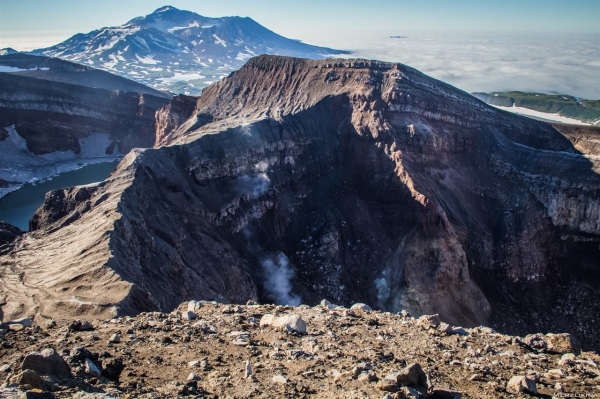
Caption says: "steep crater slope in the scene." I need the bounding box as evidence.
[0,56,171,196]
[2,56,599,350]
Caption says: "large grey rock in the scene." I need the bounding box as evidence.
[260,314,307,334]
[7,318,32,328]
[350,303,372,312]
[244,360,253,378]
[320,299,341,310]
[187,300,202,311]
[17,369,44,389]
[417,314,441,328]
[394,363,428,389]
[450,327,468,336]
[21,348,71,377]
[84,358,102,378]
[546,333,582,355]
[523,334,548,352]
[182,311,197,321]
[506,376,537,394]
[437,322,453,334]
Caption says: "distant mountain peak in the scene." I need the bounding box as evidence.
[0,48,19,56]
[35,6,349,96]
[154,5,179,13]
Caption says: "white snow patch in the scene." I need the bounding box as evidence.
[135,54,160,65]
[212,34,227,47]
[132,37,150,51]
[235,52,253,61]
[0,126,121,198]
[494,105,591,126]
[0,66,29,72]
[157,72,205,82]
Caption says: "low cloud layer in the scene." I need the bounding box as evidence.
[304,31,600,99]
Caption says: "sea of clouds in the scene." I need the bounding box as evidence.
[299,30,600,99]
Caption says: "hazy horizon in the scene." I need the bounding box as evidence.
[1,0,599,98]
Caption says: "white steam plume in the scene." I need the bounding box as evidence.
[261,252,301,306]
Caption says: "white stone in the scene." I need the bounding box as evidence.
[187,301,202,311]
[260,313,306,334]
[450,327,468,336]
[8,318,32,328]
[84,358,102,378]
[244,360,252,378]
[350,303,372,312]
[320,299,341,309]
[506,376,537,394]
[182,311,197,321]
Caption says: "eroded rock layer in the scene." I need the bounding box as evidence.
[1,56,599,350]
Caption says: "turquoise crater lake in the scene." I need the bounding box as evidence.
[0,160,119,231]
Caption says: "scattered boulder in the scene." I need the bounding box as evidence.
[244,360,252,378]
[192,320,218,334]
[417,314,441,328]
[108,333,120,343]
[523,334,548,352]
[479,326,496,334]
[272,374,287,384]
[84,358,102,378]
[393,363,429,390]
[558,353,576,366]
[8,318,32,328]
[69,347,98,363]
[102,358,124,382]
[397,386,425,399]
[259,314,275,328]
[376,375,398,392]
[350,303,372,312]
[182,311,197,321]
[437,322,452,334]
[260,314,306,334]
[79,321,94,331]
[21,348,71,377]
[546,333,582,355]
[545,369,566,379]
[320,299,341,310]
[506,376,537,394]
[450,327,468,336]
[187,301,202,311]
[16,369,44,389]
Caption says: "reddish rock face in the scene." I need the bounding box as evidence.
[2,56,600,350]
[0,72,169,155]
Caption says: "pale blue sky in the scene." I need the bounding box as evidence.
[1,0,599,50]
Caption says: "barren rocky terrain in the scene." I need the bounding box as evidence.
[1,55,600,355]
[1,301,598,398]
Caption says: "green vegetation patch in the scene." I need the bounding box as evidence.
[476,91,600,125]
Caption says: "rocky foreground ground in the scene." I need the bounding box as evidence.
[1,301,599,398]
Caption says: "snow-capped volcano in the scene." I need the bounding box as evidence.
[35,5,349,95]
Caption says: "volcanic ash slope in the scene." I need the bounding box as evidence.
[1,56,600,350]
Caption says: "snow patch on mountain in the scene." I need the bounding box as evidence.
[34,5,349,95]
